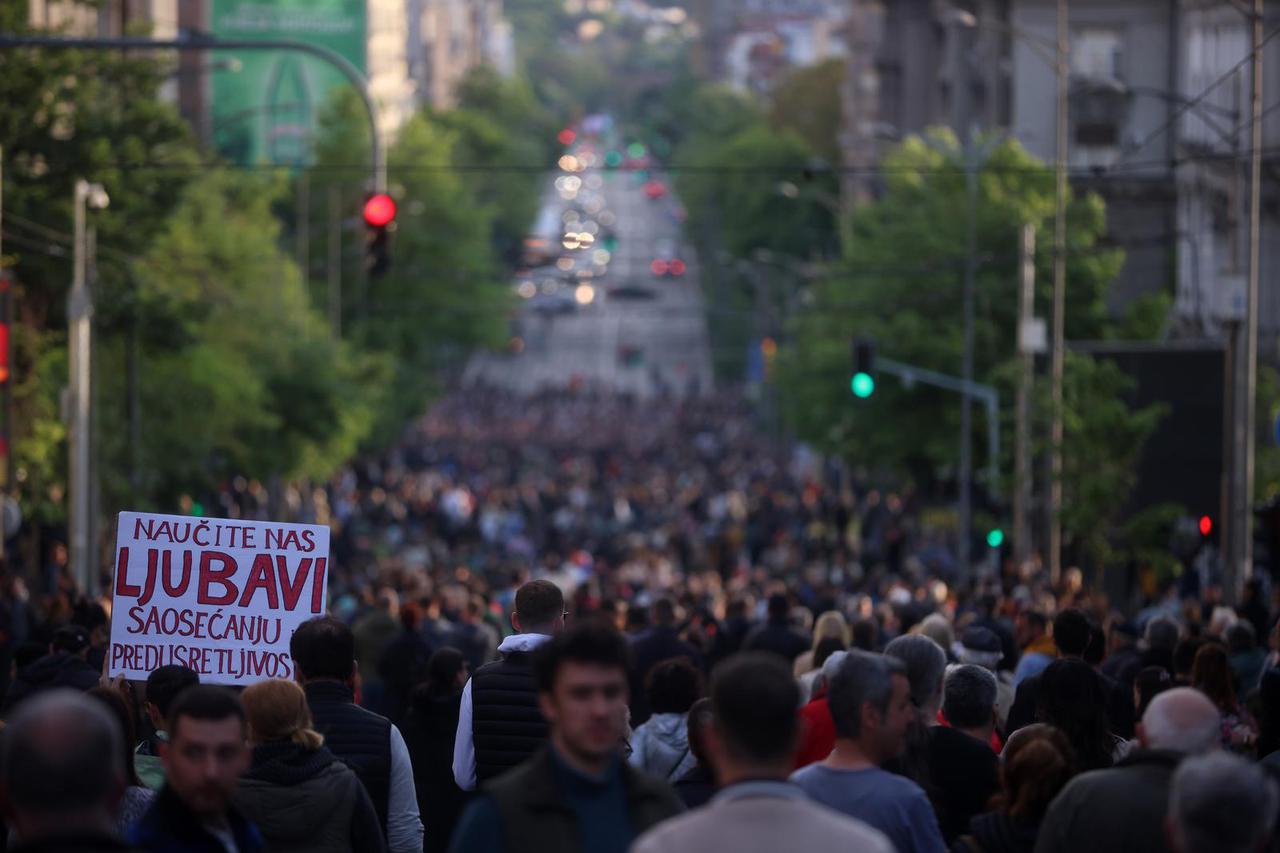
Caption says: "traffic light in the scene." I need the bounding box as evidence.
[986,528,1005,549]
[363,193,397,278]
[851,338,875,398]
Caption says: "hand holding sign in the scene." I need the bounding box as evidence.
[107,512,330,686]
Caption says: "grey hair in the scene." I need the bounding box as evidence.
[1141,687,1221,754]
[1,689,125,817]
[1169,752,1279,853]
[821,649,849,684]
[828,651,906,740]
[885,634,947,714]
[1144,617,1180,652]
[942,664,998,729]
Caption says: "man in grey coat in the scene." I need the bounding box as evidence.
[631,653,893,853]
[1034,687,1221,853]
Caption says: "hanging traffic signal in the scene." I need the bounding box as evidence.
[363,193,396,278]
[1199,515,1213,537]
[986,528,1005,548]
[851,338,875,398]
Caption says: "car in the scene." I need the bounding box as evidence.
[650,239,686,278]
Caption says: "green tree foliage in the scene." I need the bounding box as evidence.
[779,131,1165,567]
[769,58,845,168]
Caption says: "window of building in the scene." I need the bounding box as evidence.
[1071,27,1124,82]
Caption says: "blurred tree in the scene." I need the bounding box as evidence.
[769,58,845,168]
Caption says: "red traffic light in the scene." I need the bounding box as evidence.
[558,128,577,146]
[1199,515,1213,536]
[363,193,396,228]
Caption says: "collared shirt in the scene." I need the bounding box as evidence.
[452,632,553,791]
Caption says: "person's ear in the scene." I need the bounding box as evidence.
[1137,722,1149,749]
[537,691,557,726]
[511,612,522,633]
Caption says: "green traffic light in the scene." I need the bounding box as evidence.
[987,528,1005,548]
[191,502,205,517]
[627,142,646,159]
[851,372,875,398]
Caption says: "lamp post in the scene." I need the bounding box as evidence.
[69,179,108,597]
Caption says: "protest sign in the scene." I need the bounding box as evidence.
[107,511,330,685]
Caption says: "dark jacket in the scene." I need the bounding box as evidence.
[1033,749,1183,853]
[403,689,470,853]
[475,747,684,853]
[10,836,142,853]
[471,652,548,783]
[927,726,1000,844]
[1005,665,1135,739]
[628,627,703,725]
[304,681,393,837]
[672,765,716,810]
[378,628,434,725]
[233,740,386,853]
[129,784,265,853]
[952,812,1040,853]
[742,621,810,664]
[4,652,98,711]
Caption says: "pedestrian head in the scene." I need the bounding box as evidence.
[1167,752,1278,853]
[955,626,1003,671]
[241,678,323,750]
[1174,637,1207,681]
[423,647,468,699]
[704,653,800,780]
[766,593,789,623]
[1144,617,1181,654]
[50,624,91,659]
[1226,622,1256,655]
[686,697,714,769]
[1015,610,1047,646]
[145,664,200,733]
[0,690,125,840]
[998,724,1075,822]
[1052,608,1092,658]
[290,615,356,684]
[88,685,143,788]
[811,611,851,652]
[827,651,912,763]
[918,614,954,655]
[851,618,878,651]
[646,657,703,715]
[651,598,678,628]
[514,579,566,635]
[162,686,250,821]
[1134,665,1174,718]
[943,664,997,733]
[1137,687,1221,755]
[534,623,631,769]
[884,634,947,721]
[813,637,846,672]
[1036,659,1113,771]
[1191,644,1236,712]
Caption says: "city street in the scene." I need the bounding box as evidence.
[465,165,714,397]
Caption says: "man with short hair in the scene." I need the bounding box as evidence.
[790,651,946,853]
[1011,610,1053,685]
[1167,752,1279,853]
[449,623,684,853]
[129,686,264,853]
[135,665,200,791]
[929,665,999,843]
[0,689,138,851]
[628,598,703,725]
[743,594,810,664]
[454,579,566,791]
[292,616,423,853]
[632,653,893,853]
[1034,687,1222,853]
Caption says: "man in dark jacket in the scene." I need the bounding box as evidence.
[628,599,703,725]
[448,623,684,853]
[292,616,423,853]
[1,689,142,852]
[742,594,810,665]
[130,686,264,853]
[3,624,98,712]
[929,665,999,844]
[453,580,565,791]
[1033,687,1221,853]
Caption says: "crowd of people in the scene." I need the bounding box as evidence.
[2,386,1280,852]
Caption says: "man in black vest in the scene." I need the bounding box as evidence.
[448,623,684,853]
[292,616,423,853]
[453,580,564,791]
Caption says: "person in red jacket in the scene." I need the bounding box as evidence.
[794,651,846,768]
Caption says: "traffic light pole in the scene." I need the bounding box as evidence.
[878,356,1001,573]
[0,33,385,193]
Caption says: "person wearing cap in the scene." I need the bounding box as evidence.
[3,624,99,713]
[953,627,1014,731]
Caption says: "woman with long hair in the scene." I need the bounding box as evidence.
[794,611,852,676]
[951,725,1077,853]
[1192,643,1258,754]
[235,679,385,853]
[1034,659,1121,772]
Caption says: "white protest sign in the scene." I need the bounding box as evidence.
[107,511,331,686]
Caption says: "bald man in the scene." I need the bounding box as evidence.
[0,689,137,851]
[1033,688,1221,853]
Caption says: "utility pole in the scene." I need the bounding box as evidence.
[69,180,108,597]
[1049,0,1069,586]
[1015,223,1037,566]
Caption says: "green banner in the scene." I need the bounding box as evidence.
[210,0,366,167]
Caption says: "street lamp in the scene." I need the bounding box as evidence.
[69,179,108,597]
